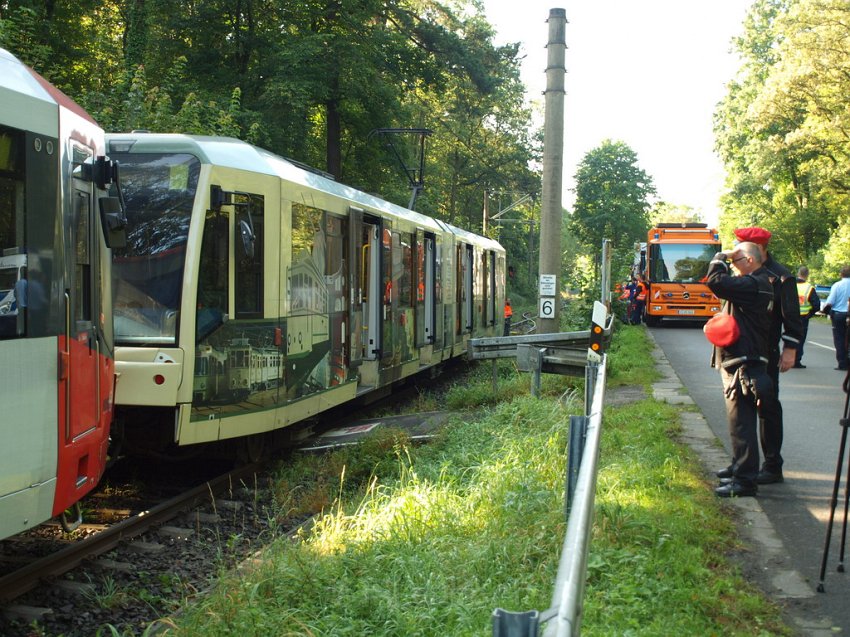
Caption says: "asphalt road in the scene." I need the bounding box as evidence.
[650,318,850,631]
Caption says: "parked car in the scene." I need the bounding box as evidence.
[816,284,831,302]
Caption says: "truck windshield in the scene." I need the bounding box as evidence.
[649,243,719,283]
[111,152,200,345]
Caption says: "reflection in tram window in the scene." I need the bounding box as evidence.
[110,152,200,345]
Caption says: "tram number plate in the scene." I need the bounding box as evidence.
[677,309,695,315]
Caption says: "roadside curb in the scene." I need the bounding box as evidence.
[645,331,835,636]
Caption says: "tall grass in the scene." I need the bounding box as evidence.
[158,325,790,637]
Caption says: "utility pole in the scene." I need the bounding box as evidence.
[483,189,489,235]
[537,8,566,334]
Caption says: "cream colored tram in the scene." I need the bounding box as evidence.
[106,134,505,457]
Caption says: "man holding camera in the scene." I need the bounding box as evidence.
[723,227,801,486]
[705,242,775,497]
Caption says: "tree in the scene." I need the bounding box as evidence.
[649,202,701,226]
[569,139,655,254]
[714,0,849,272]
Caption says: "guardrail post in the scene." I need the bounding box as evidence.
[492,608,540,637]
[584,362,597,416]
[566,415,588,514]
[531,347,545,397]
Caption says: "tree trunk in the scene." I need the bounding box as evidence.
[326,98,342,180]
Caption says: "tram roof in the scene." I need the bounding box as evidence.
[0,47,98,136]
[105,133,502,251]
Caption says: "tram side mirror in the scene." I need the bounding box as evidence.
[92,156,120,190]
[99,196,127,249]
[239,218,255,260]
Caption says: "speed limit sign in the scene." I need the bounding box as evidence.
[539,296,555,318]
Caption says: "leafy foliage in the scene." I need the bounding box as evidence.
[0,0,540,235]
[714,0,850,281]
[569,139,655,253]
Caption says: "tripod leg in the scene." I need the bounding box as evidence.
[839,440,850,573]
[818,417,850,592]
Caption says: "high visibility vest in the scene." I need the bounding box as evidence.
[505,303,513,319]
[797,281,813,315]
[635,282,647,302]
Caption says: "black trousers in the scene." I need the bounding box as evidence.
[795,316,810,365]
[721,364,775,487]
[831,312,849,368]
[758,349,784,473]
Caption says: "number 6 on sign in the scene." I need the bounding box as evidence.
[539,296,555,318]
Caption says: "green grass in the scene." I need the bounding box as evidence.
[152,325,791,637]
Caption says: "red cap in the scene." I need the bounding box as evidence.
[733,227,772,245]
[704,313,740,347]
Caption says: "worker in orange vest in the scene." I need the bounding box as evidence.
[504,298,513,335]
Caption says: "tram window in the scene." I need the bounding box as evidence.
[0,129,24,254]
[196,211,228,342]
[235,194,263,318]
[73,191,92,322]
[399,232,413,308]
[111,152,199,345]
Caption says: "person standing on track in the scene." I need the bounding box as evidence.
[504,298,513,336]
[794,265,820,368]
[706,242,775,497]
[715,227,801,486]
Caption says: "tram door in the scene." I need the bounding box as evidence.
[347,208,363,369]
[459,243,474,333]
[415,229,436,346]
[359,216,382,360]
[66,144,101,441]
[486,250,496,327]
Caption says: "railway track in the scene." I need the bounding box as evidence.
[0,364,464,636]
[0,460,279,636]
[0,463,260,604]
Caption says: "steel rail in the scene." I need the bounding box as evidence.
[0,463,259,602]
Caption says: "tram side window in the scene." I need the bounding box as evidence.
[291,202,331,315]
[398,232,413,309]
[235,194,264,318]
[0,129,25,340]
[196,211,229,342]
[73,191,92,323]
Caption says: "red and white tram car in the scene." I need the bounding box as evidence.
[0,48,124,539]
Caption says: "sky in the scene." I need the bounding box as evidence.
[479,0,755,226]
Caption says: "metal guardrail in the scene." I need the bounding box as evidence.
[489,302,611,637]
[544,356,606,636]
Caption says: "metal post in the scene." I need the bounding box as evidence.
[531,347,545,397]
[538,8,567,334]
[599,239,611,308]
[566,415,588,514]
[483,189,490,235]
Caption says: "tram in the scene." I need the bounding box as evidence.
[105,133,505,459]
[0,48,125,540]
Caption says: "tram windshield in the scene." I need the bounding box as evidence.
[111,152,200,344]
[648,242,719,283]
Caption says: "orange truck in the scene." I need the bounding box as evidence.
[637,223,722,326]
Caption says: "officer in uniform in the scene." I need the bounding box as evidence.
[715,227,801,486]
[794,265,820,368]
[706,241,775,497]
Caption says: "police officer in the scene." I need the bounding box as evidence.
[706,242,775,498]
[719,227,801,485]
[794,265,820,368]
